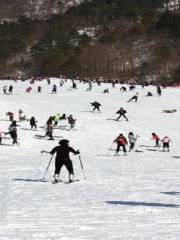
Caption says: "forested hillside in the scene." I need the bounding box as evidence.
[0,0,180,84]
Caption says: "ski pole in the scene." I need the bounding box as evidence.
[42,154,54,180]
[41,150,50,154]
[78,155,86,180]
[108,142,115,150]
[106,141,115,155]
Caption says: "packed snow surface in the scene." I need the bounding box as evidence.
[0,79,180,240]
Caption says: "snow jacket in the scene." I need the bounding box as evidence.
[128,134,136,143]
[91,102,101,107]
[50,146,79,161]
[114,136,128,145]
[152,134,160,141]
[161,137,171,143]
[116,109,127,115]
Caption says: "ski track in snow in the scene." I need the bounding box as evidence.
[0,79,180,239]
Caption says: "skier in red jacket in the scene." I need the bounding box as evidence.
[114,133,128,155]
[151,133,160,147]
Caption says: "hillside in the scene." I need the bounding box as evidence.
[0,0,180,84]
[0,0,84,21]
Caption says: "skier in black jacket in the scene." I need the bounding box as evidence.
[116,108,128,121]
[91,101,101,112]
[127,92,138,102]
[30,117,37,129]
[50,139,80,183]
[5,121,19,145]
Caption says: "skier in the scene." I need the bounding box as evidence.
[114,133,128,156]
[46,116,53,126]
[146,91,153,97]
[116,108,128,121]
[129,85,136,91]
[112,82,116,88]
[5,121,19,145]
[0,130,3,144]
[18,110,23,122]
[161,136,171,152]
[151,133,160,147]
[103,89,109,93]
[37,86,42,93]
[26,87,32,93]
[72,81,77,89]
[50,139,80,183]
[86,82,92,91]
[3,86,7,94]
[127,92,138,102]
[47,78,51,85]
[60,80,64,87]
[30,117,37,130]
[6,112,14,121]
[120,86,127,92]
[53,113,61,126]
[52,84,57,93]
[157,86,162,96]
[8,85,13,94]
[59,113,66,121]
[91,101,101,112]
[67,115,76,129]
[128,132,137,151]
[45,123,54,140]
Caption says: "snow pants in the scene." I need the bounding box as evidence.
[93,106,100,111]
[116,144,127,153]
[55,159,74,176]
[116,114,128,121]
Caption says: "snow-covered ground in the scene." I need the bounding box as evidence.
[0,79,180,240]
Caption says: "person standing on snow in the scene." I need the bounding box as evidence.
[8,85,13,94]
[52,84,57,93]
[115,108,128,121]
[50,139,80,183]
[114,133,128,156]
[67,115,76,129]
[161,136,171,152]
[37,86,42,93]
[45,123,54,140]
[157,86,162,96]
[0,130,4,144]
[5,121,19,145]
[6,112,14,122]
[47,78,51,85]
[3,86,7,94]
[53,113,61,126]
[128,132,137,151]
[86,82,92,91]
[30,117,37,130]
[72,81,77,89]
[91,101,101,112]
[46,116,53,126]
[151,133,160,147]
[18,110,24,122]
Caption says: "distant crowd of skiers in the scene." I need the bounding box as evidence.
[0,79,173,183]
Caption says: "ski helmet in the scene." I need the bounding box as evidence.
[59,139,69,145]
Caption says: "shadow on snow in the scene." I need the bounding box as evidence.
[161,192,180,195]
[13,178,48,183]
[106,200,179,208]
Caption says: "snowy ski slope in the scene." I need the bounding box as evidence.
[0,79,180,240]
